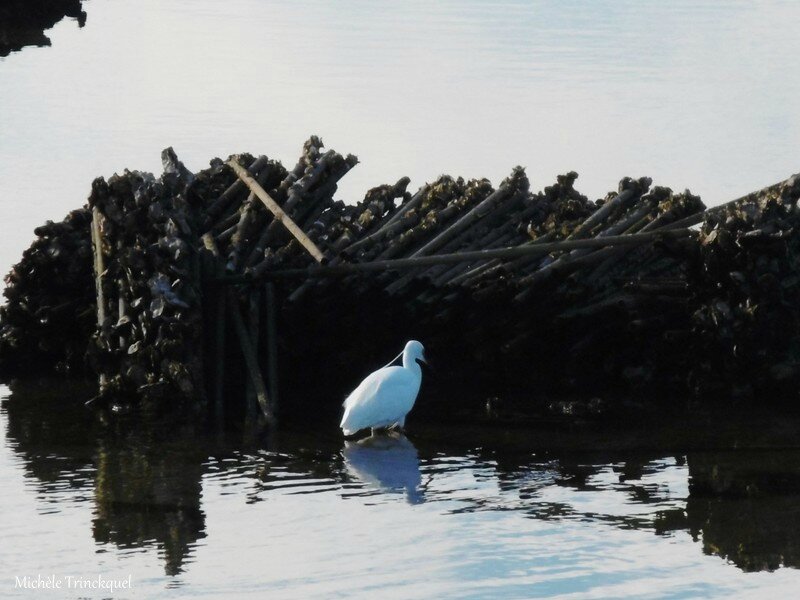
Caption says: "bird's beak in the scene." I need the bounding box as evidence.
[419,353,429,366]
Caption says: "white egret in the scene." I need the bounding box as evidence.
[340,340,427,436]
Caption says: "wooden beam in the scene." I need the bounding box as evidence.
[227,158,325,263]
[265,282,280,413]
[90,207,108,390]
[244,289,261,424]
[203,155,270,229]
[341,184,429,255]
[213,276,226,423]
[215,228,696,284]
[229,290,275,424]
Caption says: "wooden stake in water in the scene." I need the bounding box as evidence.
[202,235,227,423]
[90,207,108,391]
[265,281,279,413]
[245,289,262,424]
[229,290,275,424]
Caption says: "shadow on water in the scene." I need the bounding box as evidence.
[5,380,800,576]
[0,1,87,58]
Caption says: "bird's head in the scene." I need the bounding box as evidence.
[404,340,427,365]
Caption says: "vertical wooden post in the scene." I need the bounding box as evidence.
[199,249,215,412]
[117,285,127,349]
[265,281,279,414]
[244,289,261,424]
[229,290,274,424]
[201,234,226,421]
[213,277,226,424]
[90,207,108,391]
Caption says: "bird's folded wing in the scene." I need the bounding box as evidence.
[343,370,385,408]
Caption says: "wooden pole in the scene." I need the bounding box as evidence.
[90,207,108,390]
[409,186,514,258]
[117,283,127,349]
[214,281,226,424]
[341,184,429,255]
[227,158,325,263]
[215,228,696,284]
[265,281,279,413]
[202,231,226,422]
[203,155,271,229]
[244,289,261,423]
[228,290,275,424]
[567,187,639,240]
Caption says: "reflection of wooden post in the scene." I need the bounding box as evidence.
[90,207,108,390]
[265,281,279,414]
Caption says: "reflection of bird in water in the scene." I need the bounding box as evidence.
[340,340,427,437]
[343,432,424,504]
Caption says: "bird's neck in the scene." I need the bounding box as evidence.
[402,352,421,377]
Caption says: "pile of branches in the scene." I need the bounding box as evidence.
[0,0,86,57]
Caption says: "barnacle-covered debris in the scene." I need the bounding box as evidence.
[689,175,800,399]
[0,208,94,378]
[86,150,202,401]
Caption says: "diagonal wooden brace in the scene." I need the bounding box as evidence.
[227,158,325,264]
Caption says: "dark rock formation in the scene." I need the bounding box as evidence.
[0,0,86,57]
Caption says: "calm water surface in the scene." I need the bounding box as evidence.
[3,383,800,598]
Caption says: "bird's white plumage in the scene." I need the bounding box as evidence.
[340,340,426,436]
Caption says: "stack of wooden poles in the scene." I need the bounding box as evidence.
[65,137,800,418]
